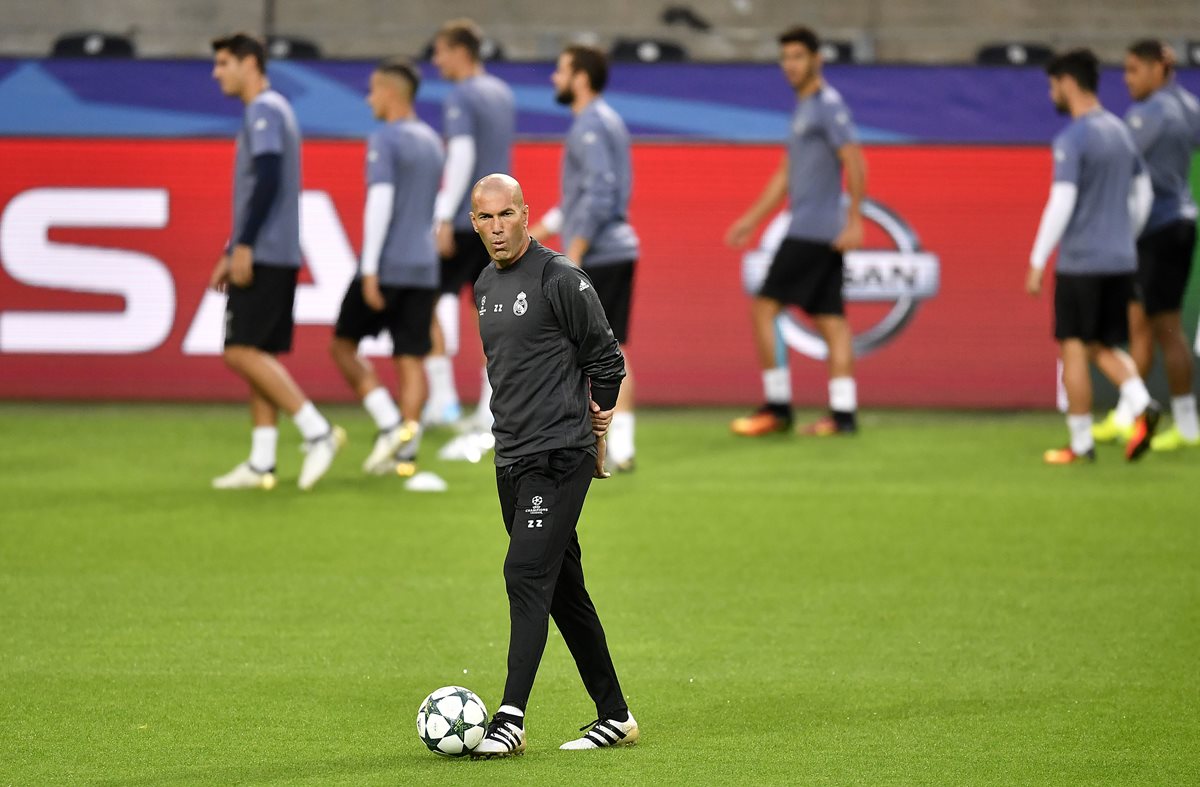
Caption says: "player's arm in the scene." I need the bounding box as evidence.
[434,135,476,258]
[229,152,282,286]
[1128,162,1153,237]
[725,155,788,248]
[833,142,867,251]
[569,124,623,265]
[1027,134,1082,296]
[1126,103,1166,155]
[529,205,563,243]
[361,183,394,311]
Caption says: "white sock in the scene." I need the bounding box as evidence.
[609,412,635,463]
[1172,394,1199,440]
[828,376,857,413]
[363,387,401,431]
[1113,393,1135,428]
[293,401,331,441]
[424,355,459,407]
[1118,377,1151,421]
[435,293,460,356]
[498,704,524,722]
[1055,359,1069,414]
[1067,414,1094,455]
[249,426,277,472]
[475,367,494,428]
[762,367,791,405]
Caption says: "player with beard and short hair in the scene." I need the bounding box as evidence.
[1027,49,1159,464]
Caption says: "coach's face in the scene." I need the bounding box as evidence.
[471,188,530,266]
[212,50,251,96]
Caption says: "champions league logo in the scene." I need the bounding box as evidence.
[741,199,940,359]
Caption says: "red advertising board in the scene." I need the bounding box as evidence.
[0,139,1058,407]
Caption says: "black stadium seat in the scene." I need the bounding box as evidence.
[976,42,1055,66]
[267,36,322,60]
[610,37,688,63]
[818,40,857,64]
[51,32,135,58]
[1184,41,1200,67]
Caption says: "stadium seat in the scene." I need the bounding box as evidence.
[610,37,688,63]
[661,5,712,32]
[975,42,1054,66]
[818,40,858,64]
[1184,41,1200,66]
[266,36,322,59]
[51,32,135,58]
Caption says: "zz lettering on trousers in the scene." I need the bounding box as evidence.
[526,519,543,529]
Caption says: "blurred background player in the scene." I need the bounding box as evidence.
[208,32,344,491]
[426,18,516,445]
[1027,49,1158,464]
[530,44,641,473]
[328,58,444,476]
[467,174,636,758]
[1093,40,1200,451]
[724,26,867,438]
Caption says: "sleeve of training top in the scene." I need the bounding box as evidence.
[544,261,625,408]
[1029,182,1078,271]
[821,93,859,149]
[361,183,394,277]
[237,153,281,246]
[435,135,476,223]
[1052,130,1082,185]
[1125,101,1166,154]
[246,101,286,156]
[574,121,621,243]
[1129,170,1153,236]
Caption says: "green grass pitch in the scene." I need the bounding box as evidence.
[1,404,1197,785]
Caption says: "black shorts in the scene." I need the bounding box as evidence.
[334,278,437,357]
[759,238,845,316]
[440,231,492,295]
[1054,273,1135,346]
[587,261,636,345]
[1136,220,1196,316]
[224,263,298,354]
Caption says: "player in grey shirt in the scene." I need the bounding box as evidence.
[466,174,638,759]
[1108,39,1200,451]
[1026,49,1157,465]
[208,32,342,492]
[426,19,517,434]
[329,58,445,478]
[725,26,868,439]
[532,44,640,473]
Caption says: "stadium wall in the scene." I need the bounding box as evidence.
[2,61,1198,408]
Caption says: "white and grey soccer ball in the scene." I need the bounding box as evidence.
[416,686,488,757]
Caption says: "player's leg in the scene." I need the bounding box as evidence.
[803,246,857,436]
[1045,338,1097,464]
[550,533,637,750]
[425,243,471,426]
[213,381,279,489]
[383,286,437,472]
[1089,274,1158,461]
[476,450,594,757]
[1149,221,1198,450]
[593,262,637,470]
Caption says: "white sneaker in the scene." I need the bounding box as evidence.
[470,716,525,759]
[212,462,276,490]
[423,399,462,427]
[559,713,638,750]
[438,429,495,463]
[362,421,420,475]
[298,426,346,490]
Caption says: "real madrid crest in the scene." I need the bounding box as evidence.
[513,291,528,316]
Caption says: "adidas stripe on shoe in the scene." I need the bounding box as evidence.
[559,713,639,750]
[470,715,526,759]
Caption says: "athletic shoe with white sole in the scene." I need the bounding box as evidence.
[438,429,495,463]
[559,713,639,750]
[298,426,346,490]
[1151,425,1200,452]
[212,462,277,490]
[470,715,525,759]
[362,421,420,475]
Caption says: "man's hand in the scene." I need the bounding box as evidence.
[594,435,611,479]
[724,215,756,249]
[230,244,254,287]
[590,400,614,437]
[436,221,456,259]
[209,255,232,293]
[362,275,386,311]
[833,212,864,252]
[1026,266,1043,297]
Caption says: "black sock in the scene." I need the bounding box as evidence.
[495,710,524,729]
[832,410,856,429]
[767,403,792,419]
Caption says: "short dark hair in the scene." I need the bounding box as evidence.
[376,56,421,97]
[1046,48,1099,93]
[1128,38,1174,74]
[437,18,483,61]
[778,26,820,54]
[563,44,608,93]
[211,32,266,73]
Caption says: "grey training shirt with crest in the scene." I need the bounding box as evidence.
[786,83,858,245]
[231,89,302,266]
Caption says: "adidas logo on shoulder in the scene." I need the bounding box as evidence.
[579,279,590,291]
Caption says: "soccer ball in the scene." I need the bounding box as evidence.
[416,686,488,757]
